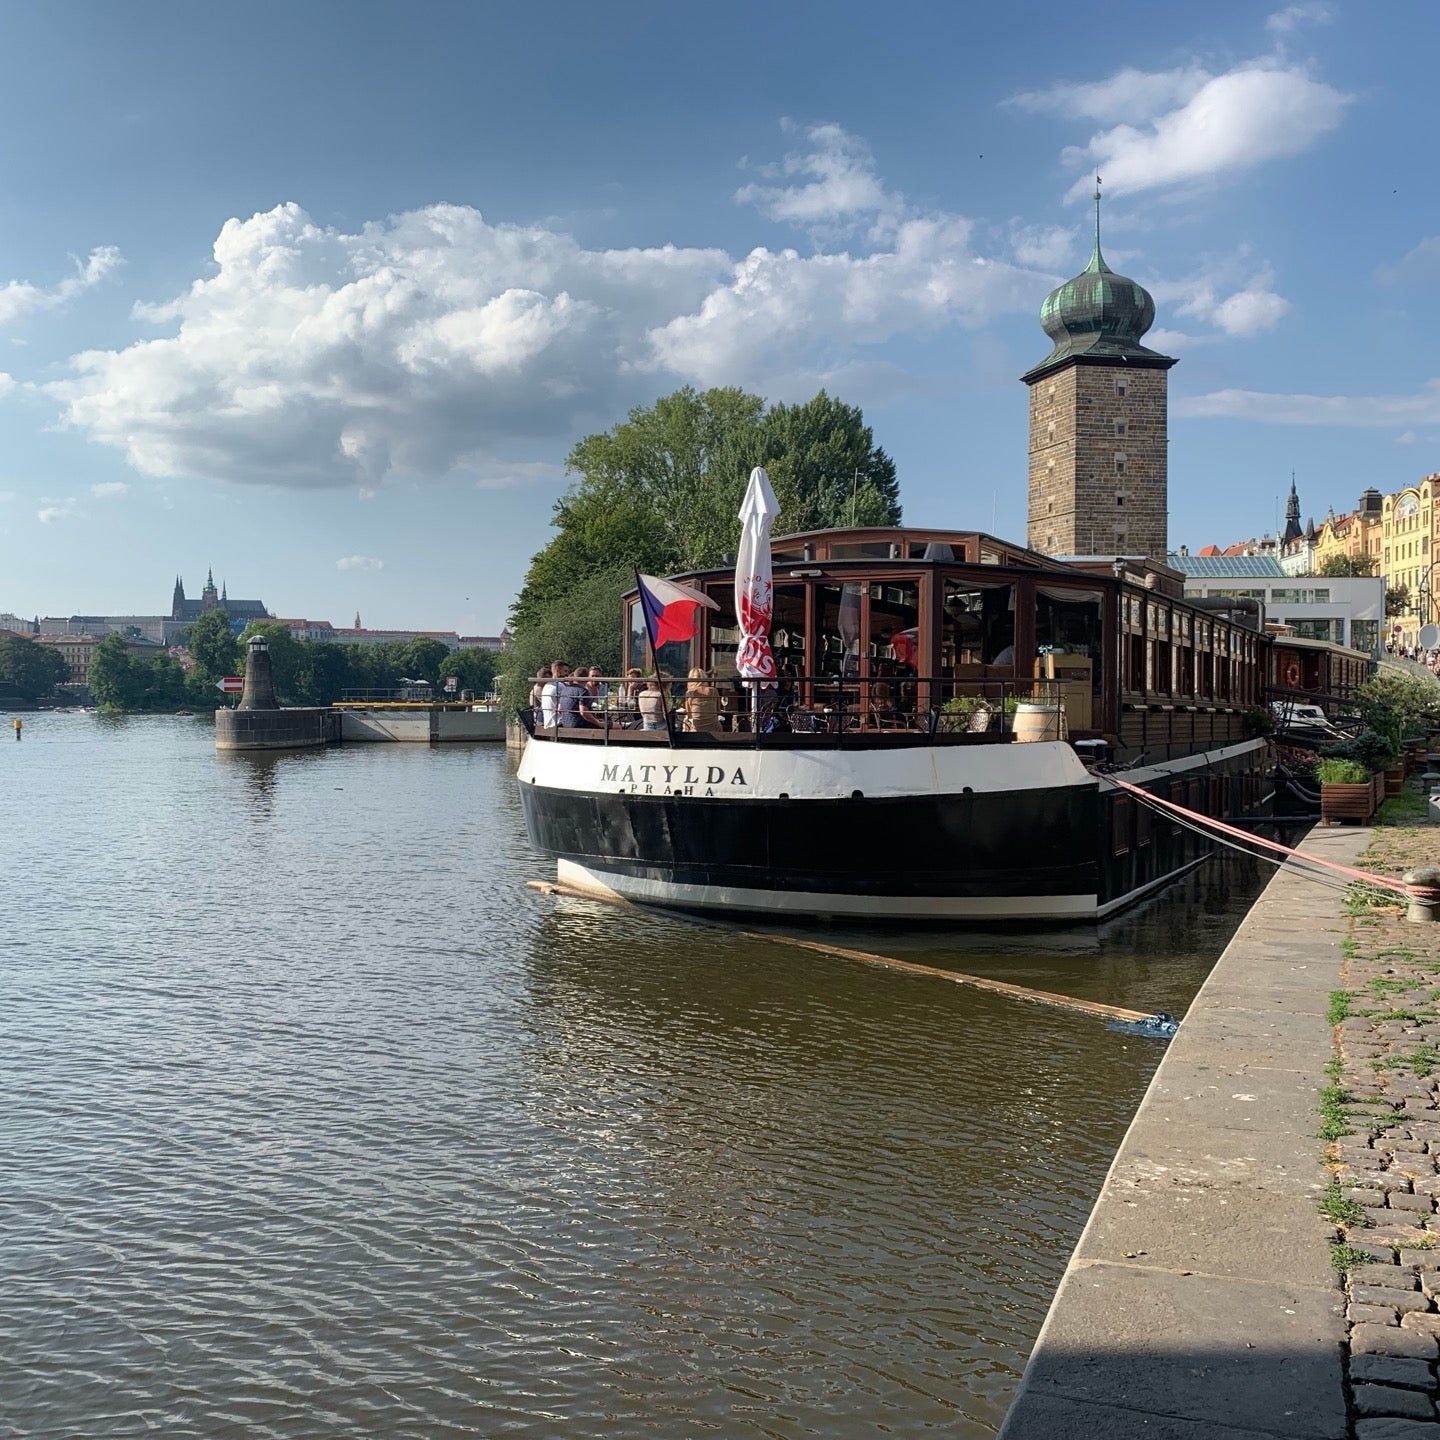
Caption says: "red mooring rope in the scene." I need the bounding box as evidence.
[1101,773,1431,899]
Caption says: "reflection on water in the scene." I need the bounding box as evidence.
[1,716,1269,1438]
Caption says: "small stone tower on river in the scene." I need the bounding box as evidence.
[1023,186,1176,562]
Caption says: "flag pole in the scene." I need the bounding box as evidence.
[636,571,677,746]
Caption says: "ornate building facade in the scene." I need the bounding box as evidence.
[1024,191,1177,562]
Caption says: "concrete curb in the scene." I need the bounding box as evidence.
[999,827,1372,1440]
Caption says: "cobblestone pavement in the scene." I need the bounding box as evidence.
[1330,801,1440,1438]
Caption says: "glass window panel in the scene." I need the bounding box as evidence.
[940,578,1015,677]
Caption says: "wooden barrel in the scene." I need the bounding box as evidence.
[1012,702,1067,744]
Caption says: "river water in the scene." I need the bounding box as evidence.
[2,715,1267,1439]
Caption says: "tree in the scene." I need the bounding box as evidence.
[1386,585,1412,618]
[439,647,497,697]
[186,609,240,683]
[400,637,451,688]
[88,635,138,709]
[508,385,901,703]
[0,635,68,700]
[1355,670,1440,750]
[1317,553,1377,578]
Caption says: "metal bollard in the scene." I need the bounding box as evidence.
[1404,866,1440,923]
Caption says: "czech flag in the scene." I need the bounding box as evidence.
[636,573,719,650]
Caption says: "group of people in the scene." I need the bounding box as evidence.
[1385,640,1440,674]
[530,662,722,733]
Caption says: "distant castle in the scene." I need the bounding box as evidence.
[170,568,269,624]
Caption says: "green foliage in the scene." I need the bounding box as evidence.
[1318,1180,1368,1227]
[1318,1082,1354,1141]
[1321,728,1398,773]
[185,610,240,684]
[1316,758,1371,785]
[439,646,497,698]
[87,634,190,712]
[1386,584,1412,618]
[1356,670,1440,750]
[509,386,901,688]
[1327,990,1352,1025]
[1317,553,1377,577]
[1243,706,1275,736]
[503,565,633,707]
[237,622,309,704]
[1377,788,1430,826]
[1330,1242,1374,1272]
[0,634,68,700]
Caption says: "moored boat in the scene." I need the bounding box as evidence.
[517,526,1273,923]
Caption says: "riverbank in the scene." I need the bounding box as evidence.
[1000,822,1372,1440]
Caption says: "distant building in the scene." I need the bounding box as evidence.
[330,627,462,650]
[275,618,338,642]
[171,569,269,625]
[35,632,166,683]
[1168,553,1383,656]
[0,612,36,634]
[457,630,510,651]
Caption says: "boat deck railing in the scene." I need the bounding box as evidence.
[519,673,1075,747]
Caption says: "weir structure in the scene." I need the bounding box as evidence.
[214,633,341,751]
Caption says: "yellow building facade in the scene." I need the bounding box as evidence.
[1382,477,1440,645]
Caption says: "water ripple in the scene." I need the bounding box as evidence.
[0,716,1264,1437]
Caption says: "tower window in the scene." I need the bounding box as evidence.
[1047,421,1056,441]
[1115,452,1126,474]
[1115,378,1127,397]
[1117,496,1125,506]
[1114,420,1127,437]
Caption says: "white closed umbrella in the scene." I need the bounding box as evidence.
[735,466,780,727]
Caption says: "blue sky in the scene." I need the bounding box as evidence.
[0,0,1436,630]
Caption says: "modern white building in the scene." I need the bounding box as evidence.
[1170,554,1384,657]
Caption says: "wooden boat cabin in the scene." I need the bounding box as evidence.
[1267,632,1370,711]
[619,526,1270,764]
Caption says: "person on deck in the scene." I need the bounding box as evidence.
[638,677,667,731]
[682,668,720,733]
[532,667,553,725]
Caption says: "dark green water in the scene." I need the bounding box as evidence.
[1,715,1267,1438]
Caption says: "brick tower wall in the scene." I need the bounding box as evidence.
[1026,363,1168,560]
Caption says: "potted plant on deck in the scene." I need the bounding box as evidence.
[1317,757,1377,824]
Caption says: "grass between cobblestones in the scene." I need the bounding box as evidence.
[1321,782,1440,1419]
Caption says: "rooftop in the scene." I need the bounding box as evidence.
[1167,553,1287,579]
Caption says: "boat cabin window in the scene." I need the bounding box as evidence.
[817,582,866,678]
[941,579,1015,698]
[867,581,920,680]
[1035,585,1104,729]
[705,582,807,680]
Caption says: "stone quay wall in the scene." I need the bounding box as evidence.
[1000,825,1370,1440]
[214,707,341,751]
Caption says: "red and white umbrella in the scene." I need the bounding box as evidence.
[735,466,780,685]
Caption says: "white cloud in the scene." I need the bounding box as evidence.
[1180,379,1440,428]
[1266,2,1335,35]
[336,554,383,571]
[1018,59,1350,201]
[37,496,82,523]
[49,136,1052,489]
[1149,252,1293,342]
[89,480,129,498]
[1009,65,1210,125]
[734,121,900,237]
[0,247,122,328]
[1007,221,1078,270]
[0,372,13,397]
[0,490,15,502]
[1377,236,1440,289]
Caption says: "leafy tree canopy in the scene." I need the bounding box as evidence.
[1386,585,1412,619]
[507,386,900,699]
[185,610,240,683]
[0,635,68,700]
[1317,553,1377,577]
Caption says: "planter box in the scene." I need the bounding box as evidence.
[1374,772,1386,809]
[1385,766,1405,798]
[1322,781,1376,824]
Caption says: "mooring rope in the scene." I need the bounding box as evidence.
[1099,774,1431,899]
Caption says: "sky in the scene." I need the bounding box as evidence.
[0,0,1437,631]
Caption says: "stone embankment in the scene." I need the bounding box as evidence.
[1001,794,1440,1440]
